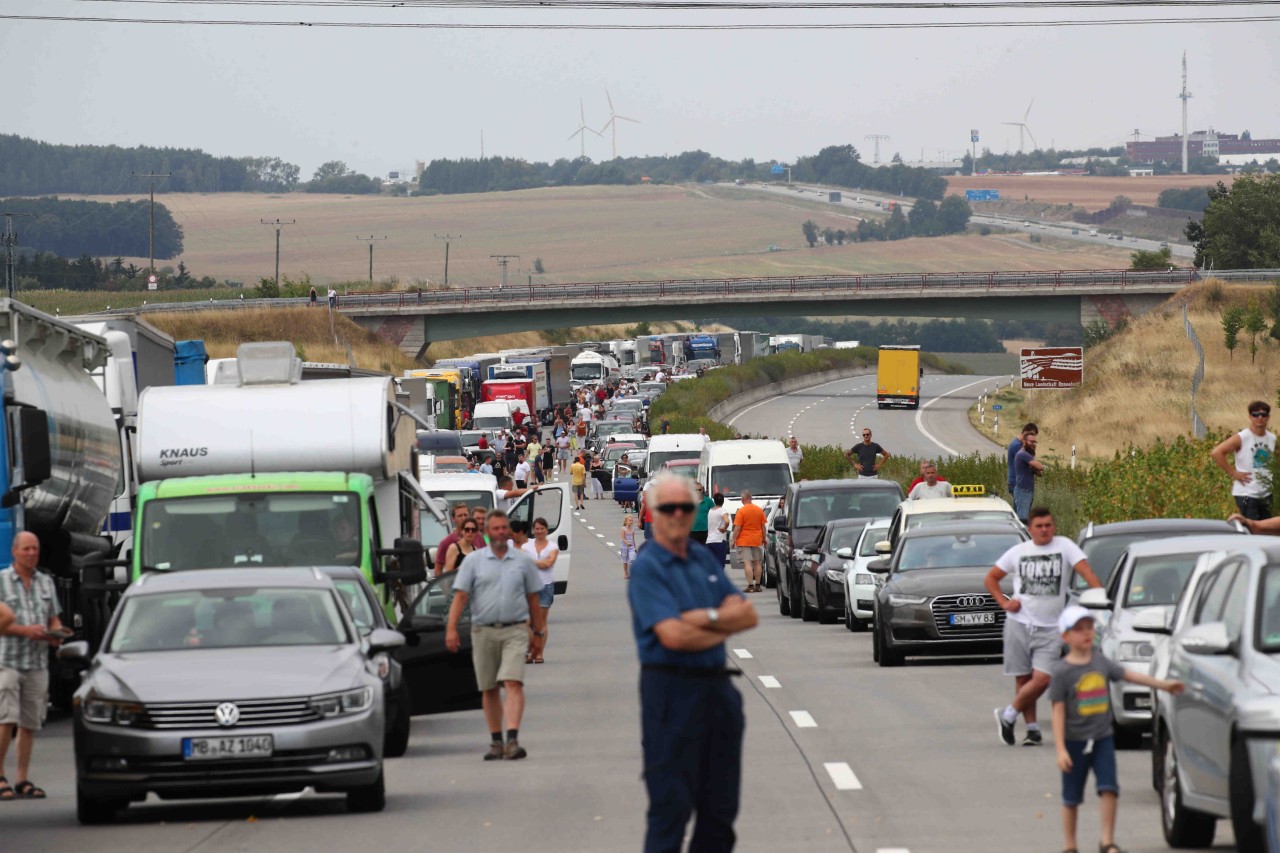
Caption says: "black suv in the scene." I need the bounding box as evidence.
[768,479,904,614]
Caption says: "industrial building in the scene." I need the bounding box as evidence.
[1126,130,1280,163]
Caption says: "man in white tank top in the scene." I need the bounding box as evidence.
[1211,400,1275,520]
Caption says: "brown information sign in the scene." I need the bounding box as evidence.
[1020,347,1083,389]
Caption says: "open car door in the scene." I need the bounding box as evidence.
[395,572,482,716]
[509,483,572,594]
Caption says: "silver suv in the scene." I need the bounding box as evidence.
[1159,540,1280,852]
[61,567,403,824]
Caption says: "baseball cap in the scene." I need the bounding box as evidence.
[1058,604,1095,634]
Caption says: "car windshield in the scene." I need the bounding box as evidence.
[649,452,699,472]
[909,511,1015,530]
[416,432,463,454]
[664,464,698,480]
[1256,565,1280,652]
[332,578,377,635]
[1124,554,1200,607]
[795,491,899,527]
[473,417,510,430]
[108,587,350,652]
[595,423,632,437]
[613,400,643,411]
[898,533,1023,571]
[142,492,362,571]
[571,364,604,380]
[710,463,792,498]
[828,525,867,553]
[860,526,890,556]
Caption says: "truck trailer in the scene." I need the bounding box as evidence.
[876,344,922,409]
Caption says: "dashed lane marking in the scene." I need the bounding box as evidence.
[789,710,817,728]
[606,541,616,547]
[732,648,752,659]
[758,675,781,688]
[824,762,863,790]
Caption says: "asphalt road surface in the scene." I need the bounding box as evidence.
[3,387,1238,853]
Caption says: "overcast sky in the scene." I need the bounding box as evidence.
[4,1,1278,178]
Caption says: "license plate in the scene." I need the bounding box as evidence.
[950,612,995,626]
[183,735,274,761]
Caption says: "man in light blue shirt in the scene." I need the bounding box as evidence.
[446,511,544,761]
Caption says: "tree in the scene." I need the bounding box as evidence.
[533,257,545,274]
[937,196,972,234]
[1267,282,1280,341]
[822,227,836,245]
[1186,174,1280,269]
[312,161,351,181]
[1222,305,1245,359]
[801,220,819,248]
[884,206,909,240]
[1110,195,1133,210]
[1244,301,1268,363]
[1129,246,1173,271]
[908,199,940,237]
[834,229,847,245]
[175,261,191,285]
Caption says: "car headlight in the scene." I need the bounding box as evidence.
[80,694,146,727]
[854,573,875,586]
[888,594,927,606]
[309,686,374,718]
[1117,641,1155,662]
[825,569,845,583]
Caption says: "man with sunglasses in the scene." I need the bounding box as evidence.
[845,428,890,479]
[627,473,758,853]
[1212,400,1275,520]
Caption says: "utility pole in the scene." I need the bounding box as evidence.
[357,235,388,284]
[864,134,890,165]
[434,233,460,287]
[490,254,520,288]
[2,212,35,299]
[132,172,171,281]
[260,218,296,290]
[970,129,980,176]
[1179,51,1193,174]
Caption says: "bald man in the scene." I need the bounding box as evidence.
[0,532,64,800]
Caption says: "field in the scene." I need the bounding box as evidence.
[946,173,1233,211]
[64,184,1137,288]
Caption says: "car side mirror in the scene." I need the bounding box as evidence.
[834,547,854,560]
[367,629,405,654]
[558,534,568,551]
[874,540,892,555]
[374,538,427,585]
[57,640,91,663]
[774,515,787,528]
[1079,587,1112,610]
[802,545,819,555]
[400,614,445,634]
[866,559,890,574]
[1132,607,1172,635]
[1,407,52,508]
[1180,622,1233,656]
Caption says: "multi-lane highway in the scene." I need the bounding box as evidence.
[2,377,1238,853]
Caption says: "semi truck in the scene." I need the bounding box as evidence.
[688,334,721,363]
[434,353,504,411]
[487,360,551,418]
[876,344,922,409]
[405,367,467,427]
[500,349,573,412]
[570,350,621,390]
[771,334,825,354]
[480,377,541,421]
[609,340,639,378]
[133,342,433,622]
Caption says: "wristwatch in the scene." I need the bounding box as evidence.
[705,608,720,624]
[533,630,547,637]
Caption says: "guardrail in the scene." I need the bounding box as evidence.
[1183,303,1208,439]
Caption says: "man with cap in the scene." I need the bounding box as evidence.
[984,507,1103,746]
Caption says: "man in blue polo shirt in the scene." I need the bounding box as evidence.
[627,473,758,853]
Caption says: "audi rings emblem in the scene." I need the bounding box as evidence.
[214,702,241,727]
[954,595,987,609]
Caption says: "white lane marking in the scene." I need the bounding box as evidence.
[732,648,753,659]
[596,533,604,538]
[789,710,817,728]
[913,376,995,457]
[824,762,863,790]
[727,374,872,428]
[586,525,596,530]
[877,849,911,853]
[606,541,616,547]
[758,675,781,688]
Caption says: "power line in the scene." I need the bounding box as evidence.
[260,218,296,290]
[133,171,171,284]
[490,254,519,288]
[434,234,460,287]
[358,234,388,284]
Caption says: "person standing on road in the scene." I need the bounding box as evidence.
[907,459,949,493]
[732,490,768,593]
[447,510,545,761]
[1012,432,1045,524]
[1007,423,1038,496]
[0,532,65,801]
[985,508,1102,747]
[442,519,481,574]
[690,484,714,545]
[908,463,953,500]
[627,473,758,853]
[522,519,559,665]
[785,436,804,476]
[570,455,587,510]
[619,514,638,580]
[435,504,471,576]
[1211,400,1275,521]
[309,286,318,307]
[556,431,571,474]
[705,493,729,566]
[513,456,532,490]
[845,429,889,478]
[326,287,337,309]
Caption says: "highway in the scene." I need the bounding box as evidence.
[3,378,1238,853]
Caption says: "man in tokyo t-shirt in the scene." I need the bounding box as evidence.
[984,507,1103,746]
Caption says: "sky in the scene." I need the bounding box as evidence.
[3,1,1279,179]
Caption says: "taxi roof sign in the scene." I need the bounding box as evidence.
[951,484,986,497]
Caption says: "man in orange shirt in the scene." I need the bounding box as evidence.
[731,490,768,593]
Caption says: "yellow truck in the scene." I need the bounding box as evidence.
[876,345,922,409]
[405,368,466,428]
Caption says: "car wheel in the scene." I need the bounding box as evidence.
[1161,733,1217,848]
[1152,722,1165,793]
[383,681,412,759]
[844,602,857,632]
[818,587,837,625]
[1230,736,1265,853]
[800,583,816,622]
[877,621,903,667]
[788,574,802,620]
[777,576,790,616]
[76,784,124,825]
[764,560,777,589]
[347,769,387,814]
[1113,719,1144,750]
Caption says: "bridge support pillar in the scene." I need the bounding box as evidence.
[1079,294,1167,329]
[348,314,430,361]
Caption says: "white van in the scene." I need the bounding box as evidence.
[697,439,794,518]
[648,433,711,475]
[471,400,516,432]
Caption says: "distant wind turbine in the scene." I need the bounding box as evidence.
[1002,99,1038,153]
[567,99,601,158]
[597,89,639,160]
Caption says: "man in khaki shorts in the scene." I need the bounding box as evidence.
[0,532,65,800]
[446,510,545,761]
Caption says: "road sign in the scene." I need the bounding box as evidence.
[1020,347,1084,389]
[992,404,1003,410]
[965,189,1000,202]
[970,129,980,143]
[771,164,786,175]
[147,273,158,292]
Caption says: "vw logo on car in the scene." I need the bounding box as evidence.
[214,702,241,727]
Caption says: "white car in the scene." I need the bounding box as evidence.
[844,519,890,632]
[880,487,1023,555]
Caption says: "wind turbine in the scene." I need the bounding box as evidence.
[597,89,639,160]
[567,99,600,158]
[1002,99,1038,153]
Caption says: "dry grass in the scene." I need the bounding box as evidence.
[946,174,1233,212]
[999,280,1280,462]
[63,184,1137,288]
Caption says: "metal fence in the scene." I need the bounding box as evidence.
[1183,303,1207,439]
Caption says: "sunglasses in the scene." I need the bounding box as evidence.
[461,526,478,533]
[1251,411,1270,418]
[656,502,696,515]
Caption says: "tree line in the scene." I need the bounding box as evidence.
[791,145,947,200]
[1186,174,1280,268]
[0,197,183,258]
[11,253,217,292]
[800,196,971,246]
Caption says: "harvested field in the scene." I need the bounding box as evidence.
[946,174,1233,212]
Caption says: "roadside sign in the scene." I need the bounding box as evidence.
[771,164,786,175]
[1020,347,1084,389]
[971,129,980,143]
[965,189,1000,201]
[147,274,158,292]
[992,404,1003,410]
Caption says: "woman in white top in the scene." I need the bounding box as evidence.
[705,492,730,567]
[522,517,559,664]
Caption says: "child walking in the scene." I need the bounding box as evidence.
[619,514,638,579]
[1050,605,1183,853]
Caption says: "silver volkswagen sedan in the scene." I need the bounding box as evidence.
[60,567,403,824]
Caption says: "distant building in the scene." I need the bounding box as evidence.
[1060,156,1121,166]
[1128,168,1155,177]
[1127,129,1280,163]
